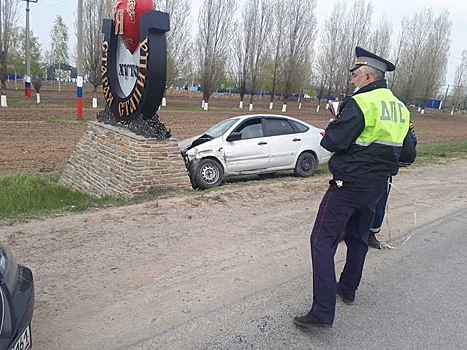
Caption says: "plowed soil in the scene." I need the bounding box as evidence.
[1,84,467,175]
[1,83,467,350]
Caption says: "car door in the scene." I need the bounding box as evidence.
[264,117,303,169]
[223,117,270,173]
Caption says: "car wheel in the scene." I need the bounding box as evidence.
[294,152,317,177]
[193,158,224,189]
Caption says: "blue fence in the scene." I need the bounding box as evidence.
[414,99,442,109]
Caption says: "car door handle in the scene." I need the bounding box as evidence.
[293,138,301,142]
[258,142,268,145]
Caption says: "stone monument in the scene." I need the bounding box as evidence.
[60,0,190,197]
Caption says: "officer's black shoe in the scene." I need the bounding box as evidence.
[368,234,383,249]
[336,285,355,305]
[294,312,332,328]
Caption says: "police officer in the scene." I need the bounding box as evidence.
[369,121,417,249]
[294,46,415,328]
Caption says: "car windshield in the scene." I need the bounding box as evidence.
[203,118,239,138]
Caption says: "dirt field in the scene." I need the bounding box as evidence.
[1,85,467,349]
[1,85,467,176]
[1,158,466,349]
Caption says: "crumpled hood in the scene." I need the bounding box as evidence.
[178,135,202,152]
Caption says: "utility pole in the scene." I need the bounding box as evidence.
[0,2,6,108]
[22,0,38,98]
[76,0,83,118]
[442,84,450,110]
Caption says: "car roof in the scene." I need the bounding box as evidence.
[229,113,316,128]
[232,114,310,124]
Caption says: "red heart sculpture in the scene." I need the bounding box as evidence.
[113,0,155,54]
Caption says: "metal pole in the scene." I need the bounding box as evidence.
[22,0,37,98]
[76,0,83,118]
[25,0,30,97]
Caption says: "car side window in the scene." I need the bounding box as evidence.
[265,118,295,136]
[236,118,264,140]
[290,120,309,133]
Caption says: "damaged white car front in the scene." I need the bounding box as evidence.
[179,117,239,190]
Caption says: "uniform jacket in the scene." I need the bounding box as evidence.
[321,79,415,183]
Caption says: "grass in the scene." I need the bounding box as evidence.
[416,139,467,159]
[0,174,190,222]
[0,140,466,222]
[0,174,115,221]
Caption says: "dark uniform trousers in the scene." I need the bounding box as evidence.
[310,179,387,325]
[371,176,392,233]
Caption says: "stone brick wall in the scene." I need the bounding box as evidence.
[59,121,191,198]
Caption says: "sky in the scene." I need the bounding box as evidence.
[21,0,467,86]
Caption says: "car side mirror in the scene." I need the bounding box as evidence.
[226,131,242,142]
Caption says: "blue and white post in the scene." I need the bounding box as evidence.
[25,76,31,98]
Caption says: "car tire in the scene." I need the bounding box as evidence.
[294,152,317,177]
[192,158,224,189]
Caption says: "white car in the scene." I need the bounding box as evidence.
[179,114,331,189]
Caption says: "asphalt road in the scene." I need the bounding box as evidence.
[127,210,467,350]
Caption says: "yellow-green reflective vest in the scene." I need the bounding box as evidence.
[352,89,409,147]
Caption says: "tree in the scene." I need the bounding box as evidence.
[263,0,286,109]
[315,0,347,104]
[0,0,20,98]
[368,16,392,58]
[279,0,317,107]
[392,9,451,107]
[82,0,113,99]
[246,0,273,109]
[451,49,467,110]
[154,0,192,93]
[314,0,373,100]
[196,0,236,106]
[229,0,273,109]
[229,1,253,108]
[50,15,69,91]
[339,0,373,95]
[8,26,42,78]
[389,17,409,91]
[417,10,451,108]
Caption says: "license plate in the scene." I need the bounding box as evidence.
[10,325,31,350]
